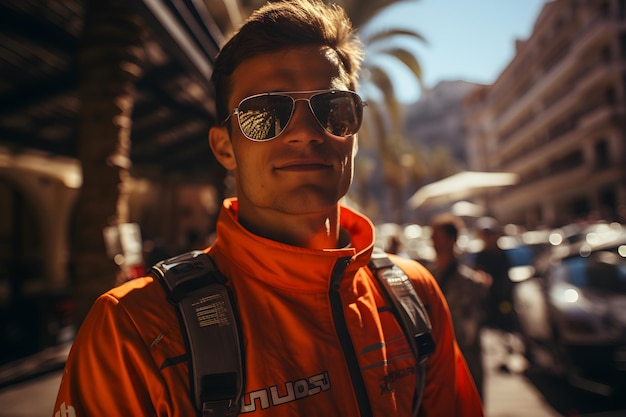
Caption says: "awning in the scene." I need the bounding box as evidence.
[407,171,520,209]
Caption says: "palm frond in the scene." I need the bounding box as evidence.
[345,0,419,28]
[366,65,403,130]
[380,47,425,90]
[362,29,427,45]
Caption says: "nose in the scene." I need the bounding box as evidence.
[281,98,325,143]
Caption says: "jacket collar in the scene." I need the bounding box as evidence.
[208,198,375,291]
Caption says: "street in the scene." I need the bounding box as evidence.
[1,331,625,417]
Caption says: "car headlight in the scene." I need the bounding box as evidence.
[550,284,608,315]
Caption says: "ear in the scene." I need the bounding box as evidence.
[209,125,237,170]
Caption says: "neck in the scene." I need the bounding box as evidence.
[238,204,345,250]
[436,252,455,271]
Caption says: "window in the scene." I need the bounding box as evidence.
[550,150,583,174]
[594,140,610,169]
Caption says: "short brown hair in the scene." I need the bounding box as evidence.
[211,0,364,122]
[430,213,466,240]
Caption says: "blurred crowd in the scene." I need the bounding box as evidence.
[377,214,626,398]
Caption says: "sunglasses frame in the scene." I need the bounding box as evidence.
[222,89,367,142]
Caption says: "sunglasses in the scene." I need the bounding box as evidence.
[222,89,367,142]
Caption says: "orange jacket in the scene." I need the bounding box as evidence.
[54,198,483,417]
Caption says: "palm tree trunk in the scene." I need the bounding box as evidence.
[72,0,145,323]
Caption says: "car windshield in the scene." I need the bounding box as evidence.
[558,249,626,293]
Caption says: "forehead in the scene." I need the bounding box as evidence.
[228,45,348,105]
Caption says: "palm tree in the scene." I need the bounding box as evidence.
[348,2,427,223]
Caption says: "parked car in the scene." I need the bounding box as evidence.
[513,223,626,395]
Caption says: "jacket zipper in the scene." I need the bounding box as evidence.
[329,257,373,417]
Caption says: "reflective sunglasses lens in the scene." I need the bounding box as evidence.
[311,91,362,137]
[237,95,294,141]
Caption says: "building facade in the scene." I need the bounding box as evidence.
[464,0,626,228]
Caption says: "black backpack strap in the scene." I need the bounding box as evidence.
[369,248,436,416]
[151,250,243,417]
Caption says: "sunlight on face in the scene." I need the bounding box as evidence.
[227,46,358,219]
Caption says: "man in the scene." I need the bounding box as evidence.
[53,1,483,415]
[473,216,516,374]
[428,213,490,400]
[473,216,514,333]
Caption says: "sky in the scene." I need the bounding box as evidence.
[362,0,549,103]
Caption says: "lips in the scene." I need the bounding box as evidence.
[274,159,332,171]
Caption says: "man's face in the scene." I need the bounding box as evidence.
[431,226,454,255]
[214,45,358,217]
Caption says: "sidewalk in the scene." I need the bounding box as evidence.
[484,364,561,417]
[0,342,70,389]
[482,329,560,417]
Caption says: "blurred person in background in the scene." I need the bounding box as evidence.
[473,216,516,373]
[428,213,490,400]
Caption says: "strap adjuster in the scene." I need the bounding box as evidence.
[201,399,237,416]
